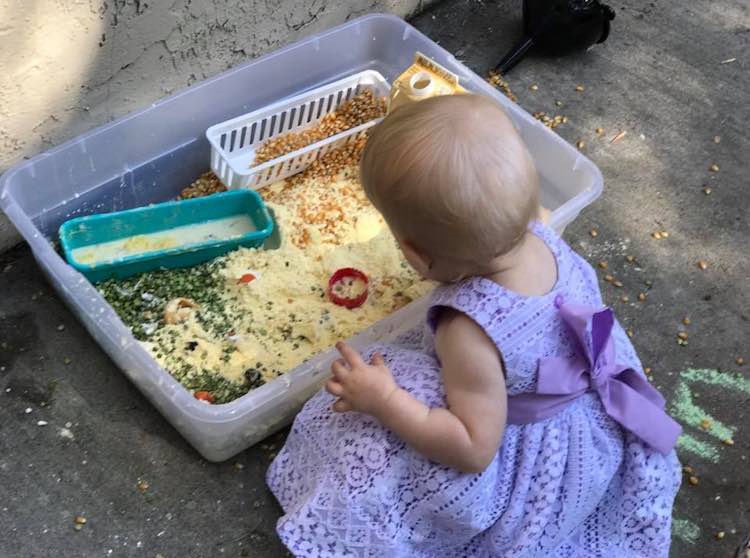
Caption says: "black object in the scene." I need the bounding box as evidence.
[734,533,750,558]
[495,0,615,75]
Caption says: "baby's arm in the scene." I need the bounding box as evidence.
[326,311,507,473]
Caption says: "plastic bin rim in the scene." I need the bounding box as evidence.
[157,301,429,422]
[0,12,599,204]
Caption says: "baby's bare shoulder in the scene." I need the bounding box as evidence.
[435,310,501,365]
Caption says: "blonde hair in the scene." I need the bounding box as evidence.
[361,94,539,268]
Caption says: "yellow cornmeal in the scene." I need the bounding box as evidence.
[142,169,434,388]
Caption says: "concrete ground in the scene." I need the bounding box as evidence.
[1,0,748,556]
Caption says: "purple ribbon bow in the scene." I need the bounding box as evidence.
[507,303,682,455]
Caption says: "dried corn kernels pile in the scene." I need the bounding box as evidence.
[252,89,386,166]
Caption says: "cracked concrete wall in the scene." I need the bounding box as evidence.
[0,0,434,252]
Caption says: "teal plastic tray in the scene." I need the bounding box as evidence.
[59,189,274,283]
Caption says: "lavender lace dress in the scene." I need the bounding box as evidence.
[267,222,682,557]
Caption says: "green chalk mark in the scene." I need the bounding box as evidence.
[671,382,735,441]
[668,368,750,464]
[673,517,700,545]
[681,368,750,395]
[677,432,720,463]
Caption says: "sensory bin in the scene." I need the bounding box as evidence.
[95,92,433,404]
[2,14,604,460]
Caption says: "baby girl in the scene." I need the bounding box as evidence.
[267,94,682,557]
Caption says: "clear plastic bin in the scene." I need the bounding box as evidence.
[0,14,602,462]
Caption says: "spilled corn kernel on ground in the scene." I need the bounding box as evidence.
[98,165,433,404]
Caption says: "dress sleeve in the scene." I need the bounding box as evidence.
[426,277,516,349]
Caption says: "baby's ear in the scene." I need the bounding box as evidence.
[399,238,432,276]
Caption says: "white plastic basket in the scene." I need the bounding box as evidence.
[206,70,391,190]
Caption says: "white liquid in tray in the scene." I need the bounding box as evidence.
[72,215,257,266]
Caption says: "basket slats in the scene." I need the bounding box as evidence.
[206,70,390,190]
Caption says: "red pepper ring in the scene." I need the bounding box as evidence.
[237,273,256,284]
[327,268,369,309]
[194,390,215,404]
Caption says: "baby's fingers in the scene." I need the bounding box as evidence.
[371,352,386,366]
[331,359,350,381]
[332,398,353,413]
[336,341,365,368]
[325,379,344,397]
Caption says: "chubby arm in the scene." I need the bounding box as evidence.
[326,311,507,473]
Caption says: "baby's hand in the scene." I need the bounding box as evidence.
[325,342,398,416]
